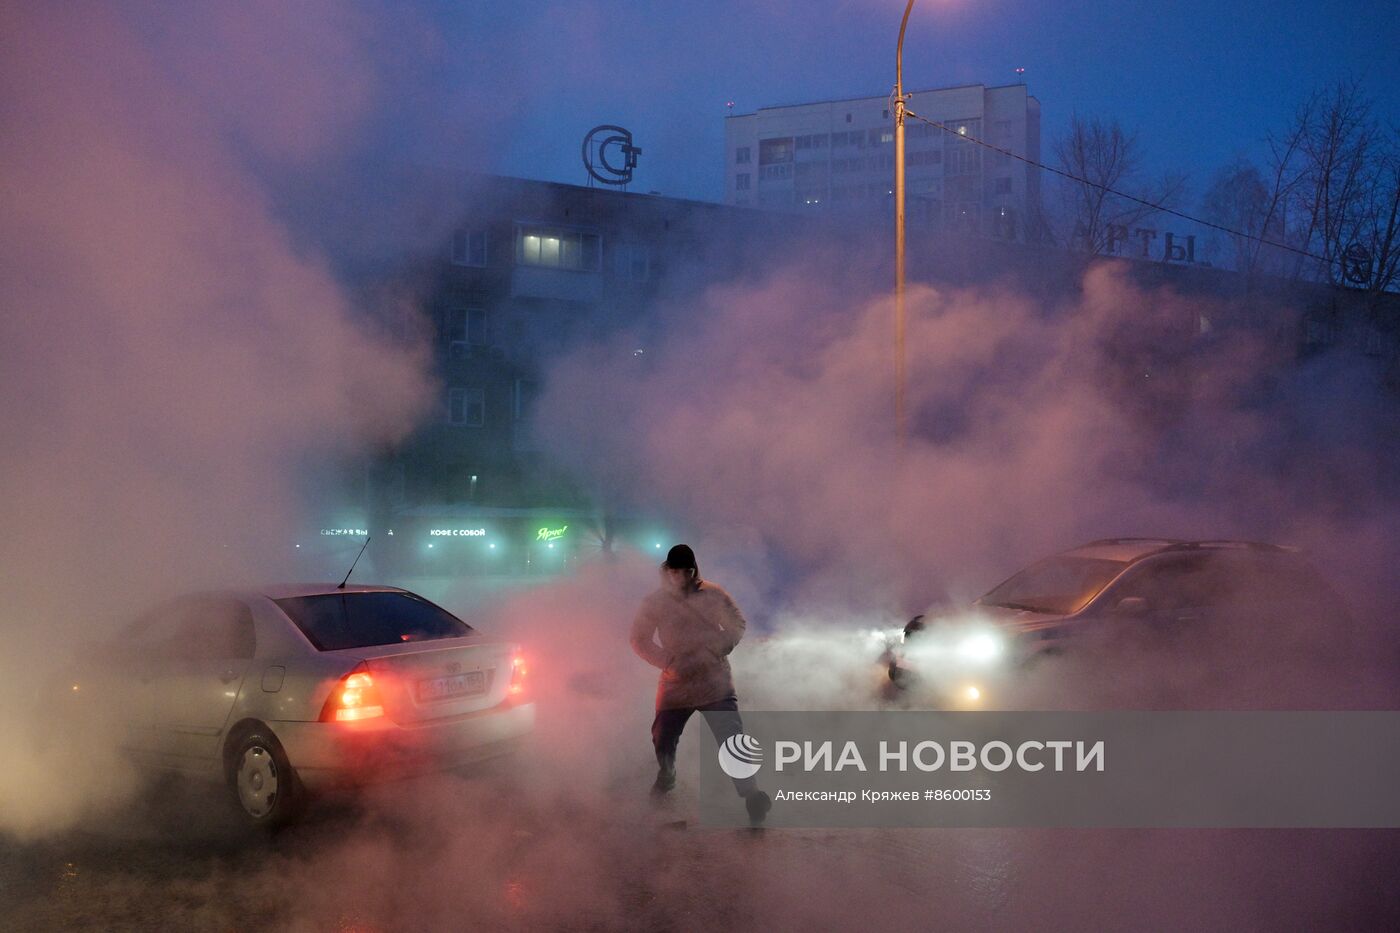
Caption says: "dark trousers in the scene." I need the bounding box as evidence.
[652,693,755,797]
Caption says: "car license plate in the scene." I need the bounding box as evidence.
[417,670,486,702]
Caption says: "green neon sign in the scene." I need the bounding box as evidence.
[536,525,568,542]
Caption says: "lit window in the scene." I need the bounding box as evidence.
[448,387,485,427]
[516,227,601,271]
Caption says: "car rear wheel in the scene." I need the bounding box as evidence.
[227,729,302,830]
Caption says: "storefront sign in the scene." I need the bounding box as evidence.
[429,528,487,537]
[1075,222,1198,264]
[320,528,368,536]
[536,525,568,542]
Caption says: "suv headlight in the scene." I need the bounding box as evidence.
[955,631,1005,663]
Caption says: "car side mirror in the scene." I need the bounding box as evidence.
[1114,597,1149,618]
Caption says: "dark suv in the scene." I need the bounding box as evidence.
[887,539,1351,704]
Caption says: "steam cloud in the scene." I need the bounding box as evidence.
[535,244,1400,712]
[3,3,1398,929]
[0,2,432,837]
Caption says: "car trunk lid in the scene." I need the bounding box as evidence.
[350,638,517,723]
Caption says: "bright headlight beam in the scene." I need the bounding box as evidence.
[956,631,1004,663]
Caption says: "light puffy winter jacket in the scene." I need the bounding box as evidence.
[629,581,748,710]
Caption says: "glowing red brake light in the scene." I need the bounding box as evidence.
[321,664,385,722]
[508,654,527,698]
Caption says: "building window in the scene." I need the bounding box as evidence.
[614,243,650,281]
[759,137,794,165]
[947,202,981,233]
[448,387,485,427]
[945,174,979,202]
[735,146,751,164]
[916,197,943,225]
[444,464,480,502]
[949,146,981,175]
[1364,327,1388,357]
[452,229,487,267]
[735,172,751,191]
[1304,317,1333,347]
[993,207,1017,240]
[516,227,601,271]
[948,118,981,139]
[386,462,405,506]
[759,164,793,181]
[512,379,537,422]
[446,306,488,352]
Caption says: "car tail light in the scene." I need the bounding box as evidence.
[508,654,527,699]
[321,664,385,722]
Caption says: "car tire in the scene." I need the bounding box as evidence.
[226,728,303,831]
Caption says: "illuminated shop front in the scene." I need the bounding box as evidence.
[294,509,677,578]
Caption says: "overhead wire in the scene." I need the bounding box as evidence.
[902,109,1347,274]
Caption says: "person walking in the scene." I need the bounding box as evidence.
[629,544,771,825]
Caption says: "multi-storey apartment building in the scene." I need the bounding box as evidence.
[724,83,1041,242]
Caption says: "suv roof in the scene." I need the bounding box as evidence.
[1064,538,1296,564]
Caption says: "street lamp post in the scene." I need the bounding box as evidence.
[893,0,915,446]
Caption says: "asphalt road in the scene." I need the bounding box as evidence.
[4,753,1399,932]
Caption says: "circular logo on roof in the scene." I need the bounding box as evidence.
[582,125,642,186]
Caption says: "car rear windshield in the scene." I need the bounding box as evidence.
[980,556,1127,616]
[274,592,473,651]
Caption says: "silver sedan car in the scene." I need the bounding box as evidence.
[63,584,534,828]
